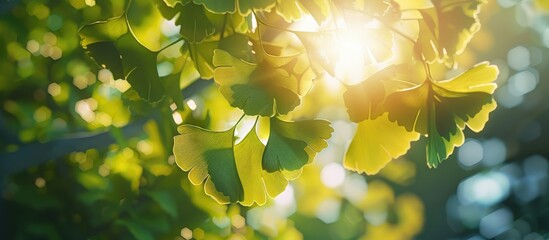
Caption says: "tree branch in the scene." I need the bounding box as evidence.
[0,78,212,176]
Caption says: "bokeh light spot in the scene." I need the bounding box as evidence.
[482,138,507,167]
[180,227,192,239]
[508,69,538,97]
[480,208,513,238]
[316,199,341,224]
[458,171,511,206]
[458,139,484,168]
[507,46,530,71]
[47,14,63,31]
[320,163,346,188]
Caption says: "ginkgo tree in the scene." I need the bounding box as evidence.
[79,0,498,205]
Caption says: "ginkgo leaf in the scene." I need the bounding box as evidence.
[173,125,243,203]
[263,117,333,172]
[385,62,498,167]
[228,12,255,34]
[84,42,125,80]
[177,3,216,43]
[415,0,486,63]
[193,0,276,15]
[185,33,252,79]
[79,15,128,47]
[157,0,183,19]
[345,113,420,175]
[217,33,255,63]
[187,41,217,79]
[343,72,387,122]
[234,126,288,206]
[344,64,425,122]
[79,15,128,79]
[80,15,165,102]
[116,33,166,103]
[213,49,302,116]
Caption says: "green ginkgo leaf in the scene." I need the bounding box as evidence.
[79,15,128,47]
[177,3,216,43]
[80,15,165,102]
[263,117,333,172]
[79,15,128,79]
[213,49,302,116]
[116,33,165,103]
[385,62,498,167]
[174,118,330,205]
[344,113,420,175]
[185,33,252,79]
[193,0,276,15]
[234,126,288,206]
[186,41,218,79]
[84,42,125,80]
[173,125,243,203]
[416,0,486,63]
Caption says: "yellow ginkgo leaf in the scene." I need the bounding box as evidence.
[344,113,420,175]
[234,127,288,206]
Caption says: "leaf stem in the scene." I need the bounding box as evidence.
[236,113,246,126]
[220,14,228,41]
[158,37,185,53]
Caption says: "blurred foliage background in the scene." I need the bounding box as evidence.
[1,0,549,239]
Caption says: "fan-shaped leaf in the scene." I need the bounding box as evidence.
[79,15,128,79]
[263,117,333,172]
[344,113,420,175]
[116,34,165,103]
[385,62,498,167]
[234,127,288,206]
[80,16,165,102]
[344,64,425,123]
[173,125,243,203]
[174,118,330,205]
[177,3,216,43]
[185,33,252,79]
[213,49,302,116]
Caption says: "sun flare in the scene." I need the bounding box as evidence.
[292,14,395,87]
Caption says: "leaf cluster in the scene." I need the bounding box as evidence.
[79,0,499,204]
